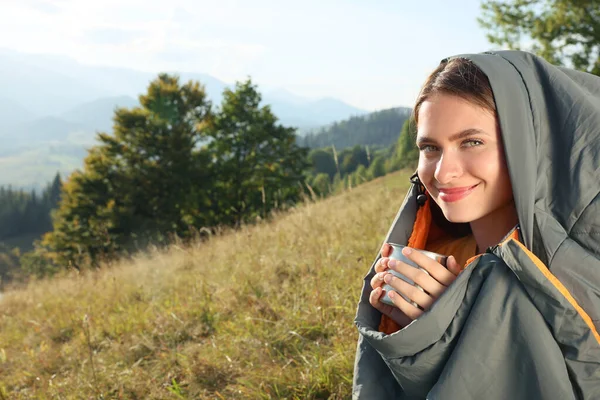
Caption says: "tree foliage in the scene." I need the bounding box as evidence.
[368,155,386,179]
[206,79,309,226]
[308,148,338,179]
[395,118,419,170]
[0,174,62,282]
[3,74,419,278]
[42,74,213,267]
[479,0,600,75]
[300,107,411,149]
[39,75,308,269]
[310,173,331,196]
[340,146,369,176]
[0,174,61,242]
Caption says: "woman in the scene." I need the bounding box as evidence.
[353,51,600,399]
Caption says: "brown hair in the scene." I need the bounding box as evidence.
[413,57,496,125]
[413,58,497,238]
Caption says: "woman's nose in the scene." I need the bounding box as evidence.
[434,151,463,184]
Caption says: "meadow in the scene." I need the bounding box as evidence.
[0,170,412,399]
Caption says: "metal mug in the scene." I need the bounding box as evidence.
[380,243,447,308]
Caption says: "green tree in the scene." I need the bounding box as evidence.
[19,245,59,278]
[368,155,386,179]
[395,118,419,170]
[331,173,344,193]
[352,165,368,186]
[340,145,369,175]
[0,173,61,243]
[0,245,20,285]
[307,148,337,179]
[310,173,331,196]
[479,0,600,75]
[301,107,411,149]
[43,74,212,268]
[207,78,309,226]
[46,173,62,213]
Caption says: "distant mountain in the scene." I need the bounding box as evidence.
[6,117,87,150]
[0,49,367,129]
[267,95,367,131]
[0,48,371,189]
[60,95,139,133]
[0,50,111,116]
[299,107,412,150]
[0,97,35,134]
[263,88,309,105]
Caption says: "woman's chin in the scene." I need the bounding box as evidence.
[440,209,476,224]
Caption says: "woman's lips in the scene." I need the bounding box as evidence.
[437,184,479,203]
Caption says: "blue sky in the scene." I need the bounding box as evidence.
[0,0,496,110]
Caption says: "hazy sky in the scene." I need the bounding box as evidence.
[0,0,495,110]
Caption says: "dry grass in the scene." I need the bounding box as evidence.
[0,170,412,399]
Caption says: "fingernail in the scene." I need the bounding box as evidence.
[388,260,396,268]
[402,247,413,255]
[388,290,395,299]
[384,274,392,283]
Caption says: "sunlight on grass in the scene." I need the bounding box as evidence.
[0,170,412,399]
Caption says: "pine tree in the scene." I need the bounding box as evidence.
[43,74,212,267]
[395,118,419,170]
[206,79,309,225]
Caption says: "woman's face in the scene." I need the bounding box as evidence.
[416,93,514,224]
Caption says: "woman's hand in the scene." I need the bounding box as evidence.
[369,245,461,326]
[369,244,413,327]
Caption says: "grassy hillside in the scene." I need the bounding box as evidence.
[0,170,413,399]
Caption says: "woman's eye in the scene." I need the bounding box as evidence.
[418,144,439,153]
[463,139,484,147]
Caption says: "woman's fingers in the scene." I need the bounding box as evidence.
[383,273,435,310]
[369,286,396,315]
[369,286,385,310]
[387,290,424,321]
[369,286,413,327]
[399,247,456,286]
[374,256,389,273]
[370,271,388,290]
[446,255,462,276]
[380,243,392,258]
[369,246,463,326]
[388,259,446,298]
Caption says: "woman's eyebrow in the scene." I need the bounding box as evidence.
[416,128,489,145]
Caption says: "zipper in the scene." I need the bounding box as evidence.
[486,225,521,255]
[486,244,499,254]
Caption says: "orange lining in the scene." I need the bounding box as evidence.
[511,240,600,345]
[501,228,521,245]
[407,196,431,250]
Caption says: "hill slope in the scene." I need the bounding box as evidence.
[0,170,412,399]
